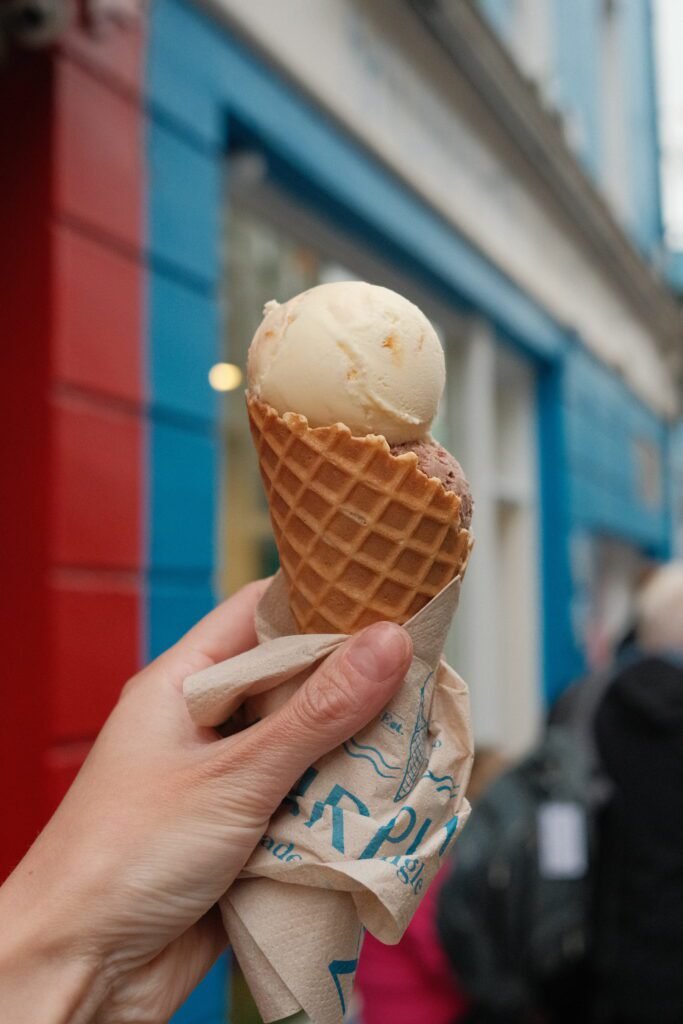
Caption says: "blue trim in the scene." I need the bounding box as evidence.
[147,582,215,659]
[148,422,217,574]
[145,0,222,659]
[538,360,584,705]
[149,272,219,425]
[563,344,670,555]
[148,119,221,286]
[146,8,224,1019]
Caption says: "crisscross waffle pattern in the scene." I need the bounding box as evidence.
[247,395,473,635]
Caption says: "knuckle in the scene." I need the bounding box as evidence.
[185,736,281,826]
[191,729,264,788]
[297,660,357,728]
[171,646,214,682]
[190,739,243,788]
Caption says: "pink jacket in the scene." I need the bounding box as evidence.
[355,868,469,1024]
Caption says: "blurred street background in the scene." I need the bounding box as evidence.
[2,0,683,1021]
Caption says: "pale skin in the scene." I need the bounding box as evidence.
[0,579,412,1024]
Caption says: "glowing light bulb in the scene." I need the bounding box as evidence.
[208,362,243,392]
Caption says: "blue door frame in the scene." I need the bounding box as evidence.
[145,1,672,1017]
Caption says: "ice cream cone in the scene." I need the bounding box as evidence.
[247,394,473,635]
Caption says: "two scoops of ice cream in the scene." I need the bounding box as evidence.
[245,281,473,634]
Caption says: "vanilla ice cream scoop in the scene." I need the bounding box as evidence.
[247,281,445,444]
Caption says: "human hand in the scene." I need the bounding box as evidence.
[0,580,412,1024]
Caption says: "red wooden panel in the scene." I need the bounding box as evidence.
[53,57,142,248]
[61,12,143,96]
[51,395,142,569]
[0,55,52,883]
[44,742,93,818]
[50,578,140,742]
[52,224,143,401]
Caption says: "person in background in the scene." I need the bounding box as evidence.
[354,749,507,1024]
[434,561,683,1024]
[591,561,683,1024]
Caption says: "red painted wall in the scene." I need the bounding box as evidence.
[0,52,53,880]
[0,14,145,882]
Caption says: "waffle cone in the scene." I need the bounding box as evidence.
[247,394,473,634]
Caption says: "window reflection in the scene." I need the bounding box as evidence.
[220,205,355,597]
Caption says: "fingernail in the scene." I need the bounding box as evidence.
[345,622,411,681]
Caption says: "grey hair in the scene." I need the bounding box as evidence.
[636,562,683,653]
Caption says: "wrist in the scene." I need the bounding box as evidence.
[0,868,108,1024]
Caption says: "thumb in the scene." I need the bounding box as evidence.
[215,622,412,808]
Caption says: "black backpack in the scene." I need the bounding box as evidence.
[436,727,594,1022]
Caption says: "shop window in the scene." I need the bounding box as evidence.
[575,535,646,670]
[220,206,332,596]
[220,139,369,596]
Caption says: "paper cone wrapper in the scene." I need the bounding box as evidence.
[246,394,473,635]
[185,572,473,1024]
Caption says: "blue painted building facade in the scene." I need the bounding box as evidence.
[139,0,680,1018]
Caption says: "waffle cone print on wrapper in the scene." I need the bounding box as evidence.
[183,396,475,1024]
